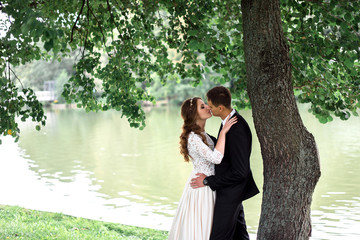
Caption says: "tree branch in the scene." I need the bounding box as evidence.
[86,0,107,47]
[70,0,86,43]
[82,3,90,58]
[9,65,24,88]
[106,0,120,55]
[106,0,114,20]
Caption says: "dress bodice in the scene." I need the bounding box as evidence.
[187,132,223,176]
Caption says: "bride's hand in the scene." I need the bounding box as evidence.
[221,117,237,134]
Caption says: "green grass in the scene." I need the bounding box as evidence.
[0,205,168,240]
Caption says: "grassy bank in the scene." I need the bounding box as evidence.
[0,205,168,239]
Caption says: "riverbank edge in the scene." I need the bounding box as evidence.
[0,205,168,240]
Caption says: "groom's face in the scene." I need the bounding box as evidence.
[207,100,221,117]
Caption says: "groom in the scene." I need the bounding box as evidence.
[191,86,259,240]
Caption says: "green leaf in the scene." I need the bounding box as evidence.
[344,13,352,22]
[188,30,198,36]
[224,36,230,44]
[215,42,224,50]
[188,40,199,50]
[340,22,348,31]
[318,116,328,124]
[344,59,354,69]
[198,42,206,51]
[0,77,7,87]
[44,40,54,51]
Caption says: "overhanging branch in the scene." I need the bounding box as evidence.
[70,0,86,43]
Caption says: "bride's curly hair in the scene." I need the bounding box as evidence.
[179,97,209,162]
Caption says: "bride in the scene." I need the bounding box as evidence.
[168,97,237,240]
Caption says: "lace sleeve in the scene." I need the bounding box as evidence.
[188,132,224,164]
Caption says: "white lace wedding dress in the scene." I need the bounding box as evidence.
[168,132,223,240]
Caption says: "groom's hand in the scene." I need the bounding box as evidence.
[190,173,207,189]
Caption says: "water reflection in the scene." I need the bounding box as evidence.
[0,135,173,230]
[0,105,359,238]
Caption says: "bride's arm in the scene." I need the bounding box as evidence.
[188,133,223,164]
[187,117,237,165]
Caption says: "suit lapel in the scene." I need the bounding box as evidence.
[217,110,239,139]
[217,123,223,139]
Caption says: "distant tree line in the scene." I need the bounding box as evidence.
[12,50,221,105]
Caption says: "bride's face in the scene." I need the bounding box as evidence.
[196,99,212,120]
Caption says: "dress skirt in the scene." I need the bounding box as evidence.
[168,171,216,240]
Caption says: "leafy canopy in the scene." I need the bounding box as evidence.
[0,0,359,143]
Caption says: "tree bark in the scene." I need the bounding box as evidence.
[241,0,321,239]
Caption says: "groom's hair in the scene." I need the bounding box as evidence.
[206,86,231,109]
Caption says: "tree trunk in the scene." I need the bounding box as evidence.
[241,0,321,239]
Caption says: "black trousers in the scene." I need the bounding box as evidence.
[210,202,250,240]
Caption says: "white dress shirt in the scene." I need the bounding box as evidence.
[221,109,236,126]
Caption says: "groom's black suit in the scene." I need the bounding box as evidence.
[206,111,259,240]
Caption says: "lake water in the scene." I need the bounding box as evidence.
[0,104,359,239]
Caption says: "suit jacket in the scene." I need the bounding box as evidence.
[207,111,259,203]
